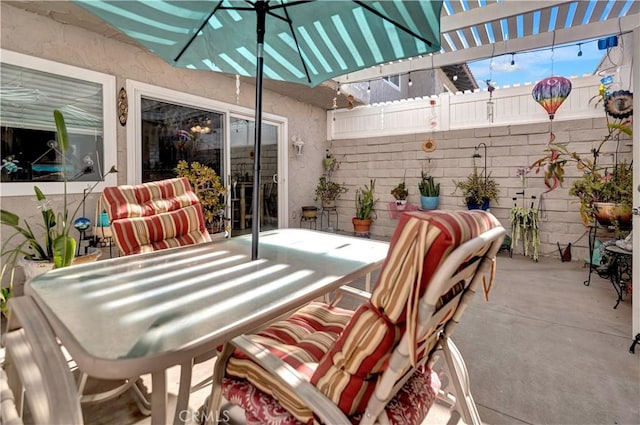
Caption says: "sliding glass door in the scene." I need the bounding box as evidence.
[229,117,279,235]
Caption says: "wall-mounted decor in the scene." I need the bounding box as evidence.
[118,87,128,126]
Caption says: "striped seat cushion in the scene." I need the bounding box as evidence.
[102,177,211,255]
[312,210,501,415]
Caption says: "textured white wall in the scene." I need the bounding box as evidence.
[328,118,632,261]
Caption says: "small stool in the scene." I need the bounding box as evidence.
[320,207,338,232]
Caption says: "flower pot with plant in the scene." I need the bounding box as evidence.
[568,161,633,228]
[0,110,117,314]
[175,160,228,235]
[315,176,348,209]
[390,174,409,209]
[530,85,633,231]
[353,179,377,236]
[418,172,440,210]
[453,166,499,210]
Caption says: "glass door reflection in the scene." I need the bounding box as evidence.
[229,118,278,235]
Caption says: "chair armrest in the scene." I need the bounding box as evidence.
[230,335,351,424]
[328,285,372,307]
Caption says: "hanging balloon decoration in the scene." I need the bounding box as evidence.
[530,77,572,191]
[532,76,572,143]
[174,129,193,151]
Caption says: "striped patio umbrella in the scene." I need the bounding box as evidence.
[75,0,443,259]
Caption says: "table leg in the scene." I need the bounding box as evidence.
[151,370,167,425]
[172,359,193,425]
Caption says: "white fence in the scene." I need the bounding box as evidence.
[328,75,602,140]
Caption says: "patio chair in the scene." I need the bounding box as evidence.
[2,296,83,425]
[206,210,505,425]
[102,177,211,256]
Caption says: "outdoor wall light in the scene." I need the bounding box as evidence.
[292,135,304,156]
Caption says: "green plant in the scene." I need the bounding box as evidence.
[175,160,228,233]
[314,176,348,203]
[1,110,117,312]
[568,161,633,225]
[453,166,499,206]
[355,179,377,220]
[390,178,409,201]
[418,172,440,197]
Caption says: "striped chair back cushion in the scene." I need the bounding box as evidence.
[102,177,211,255]
[309,210,501,416]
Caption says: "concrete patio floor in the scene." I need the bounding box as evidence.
[68,253,639,424]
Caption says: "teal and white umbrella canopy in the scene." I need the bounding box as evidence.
[75,0,443,258]
[75,0,442,87]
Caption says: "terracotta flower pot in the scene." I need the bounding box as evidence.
[352,217,372,236]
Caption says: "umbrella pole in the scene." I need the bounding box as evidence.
[251,1,267,260]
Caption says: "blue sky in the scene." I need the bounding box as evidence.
[468,39,604,89]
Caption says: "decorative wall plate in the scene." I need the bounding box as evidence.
[118,87,128,126]
[422,138,436,152]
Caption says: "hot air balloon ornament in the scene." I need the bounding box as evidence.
[532,76,572,142]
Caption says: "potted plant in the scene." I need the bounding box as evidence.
[314,176,348,208]
[390,175,409,209]
[175,160,228,235]
[453,166,499,210]
[353,179,377,236]
[418,172,440,210]
[0,110,117,314]
[568,161,633,229]
[530,87,633,230]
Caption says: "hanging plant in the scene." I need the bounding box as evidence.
[509,207,540,261]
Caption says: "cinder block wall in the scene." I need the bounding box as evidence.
[328,117,632,261]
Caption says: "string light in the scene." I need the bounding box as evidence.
[510,53,515,66]
[408,72,413,87]
[337,82,341,95]
[367,81,371,93]
[577,43,583,56]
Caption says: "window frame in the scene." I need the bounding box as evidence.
[0,49,117,196]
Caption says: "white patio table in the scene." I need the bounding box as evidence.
[24,228,389,425]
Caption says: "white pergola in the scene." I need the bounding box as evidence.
[335,0,639,84]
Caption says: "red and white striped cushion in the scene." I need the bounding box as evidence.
[102,177,210,255]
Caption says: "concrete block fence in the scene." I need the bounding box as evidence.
[326,118,632,262]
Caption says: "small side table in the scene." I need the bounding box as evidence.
[300,215,317,230]
[604,245,632,309]
[320,207,338,232]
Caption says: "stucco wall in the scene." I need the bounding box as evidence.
[327,118,632,261]
[0,3,327,261]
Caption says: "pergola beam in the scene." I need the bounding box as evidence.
[335,12,639,85]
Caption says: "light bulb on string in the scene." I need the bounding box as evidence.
[453,75,458,81]
[577,43,583,57]
[510,53,515,66]
[367,81,370,93]
[408,72,413,87]
[336,82,341,95]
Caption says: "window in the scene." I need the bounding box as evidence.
[0,50,116,196]
[383,74,401,89]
